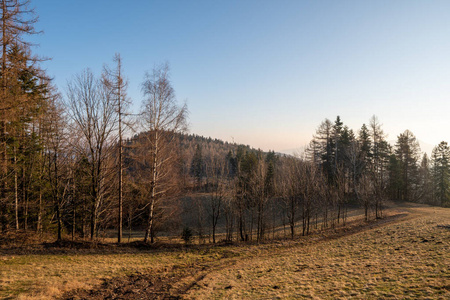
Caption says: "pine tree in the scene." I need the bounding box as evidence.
[358,123,371,164]
[431,141,450,207]
[368,116,390,218]
[388,154,402,200]
[190,144,204,190]
[310,118,333,181]
[417,153,433,204]
[332,116,344,177]
[394,130,420,201]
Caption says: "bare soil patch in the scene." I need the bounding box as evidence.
[63,265,199,300]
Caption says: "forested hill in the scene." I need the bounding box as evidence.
[126,132,278,177]
[178,133,259,168]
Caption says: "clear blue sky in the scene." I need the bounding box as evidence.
[32,0,450,154]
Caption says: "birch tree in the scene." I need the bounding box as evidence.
[139,63,187,243]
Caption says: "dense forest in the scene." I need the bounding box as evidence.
[1,0,449,245]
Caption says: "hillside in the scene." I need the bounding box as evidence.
[186,203,450,299]
[1,203,448,299]
[128,132,275,173]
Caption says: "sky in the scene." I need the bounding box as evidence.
[30,0,450,154]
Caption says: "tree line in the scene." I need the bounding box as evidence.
[0,0,189,243]
[1,0,448,245]
[182,115,450,244]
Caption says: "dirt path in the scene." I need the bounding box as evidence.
[59,204,450,299]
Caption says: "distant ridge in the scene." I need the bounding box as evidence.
[279,145,307,157]
[128,131,275,170]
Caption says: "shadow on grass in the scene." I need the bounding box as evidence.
[0,233,244,257]
[0,212,412,258]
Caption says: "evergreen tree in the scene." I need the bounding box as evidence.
[311,118,333,181]
[431,141,450,207]
[417,153,433,204]
[332,116,344,176]
[0,0,50,231]
[394,130,420,201]
[225,150,237,177]
[368,116,390,218]
[358,123,372,165]
[190,144,205,190]
[264,150,276,198]
[388,154,402,200]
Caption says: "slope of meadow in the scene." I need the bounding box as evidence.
[186,205,450,299]
[0,203,448,299]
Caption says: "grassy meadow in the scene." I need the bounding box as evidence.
[186,205,450,299]
[0,203,448,299]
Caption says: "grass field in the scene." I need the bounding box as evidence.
[0,203,449,299]
[186,205,450,299]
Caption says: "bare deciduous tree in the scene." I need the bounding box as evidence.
[102,53,130,243]
[206,154,230,243]
[139,63,187,243]
[66,69,117,240]
[41,92,68,241]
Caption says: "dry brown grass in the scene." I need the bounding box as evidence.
[0,245,223,299]
[186,205,450,299]
[1,204,448,299]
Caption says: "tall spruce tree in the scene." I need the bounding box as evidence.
[311,118,333,181]
[394,130,420,201]
[431,141,450,207]
[417,153,433,204]
[368,116,390,218]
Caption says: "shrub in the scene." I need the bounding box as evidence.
[181,227,193,244]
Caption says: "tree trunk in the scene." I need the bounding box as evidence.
[117,64,123,244]
[145,131,158,244]
[72,203,75,241]
[1,1,8,223]
[37,188,42,233]
[144,197,155,243]
[56,199,62,241]
[14,145,19,231]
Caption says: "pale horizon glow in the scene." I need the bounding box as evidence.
[33,1,450,154]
